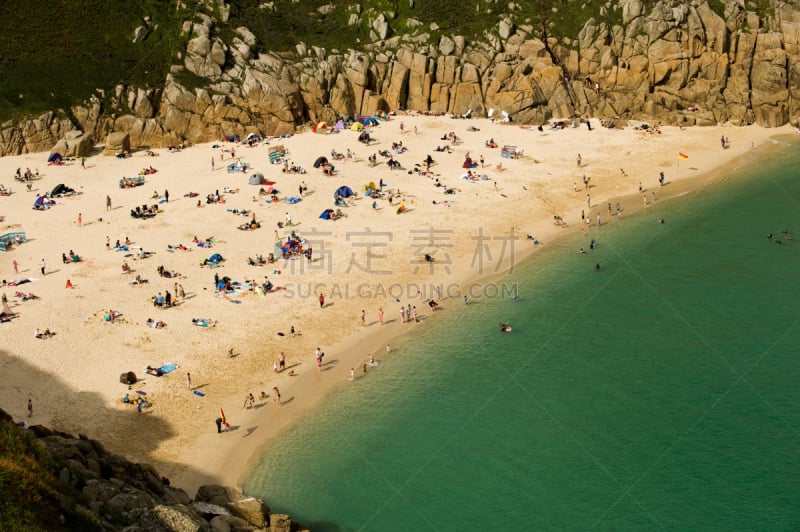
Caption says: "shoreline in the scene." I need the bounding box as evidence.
[173,126,793,494]
[0,116,790,498]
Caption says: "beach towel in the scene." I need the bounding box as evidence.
[286,197,302,204]
[160,363,178,374]
[193,390,205,397]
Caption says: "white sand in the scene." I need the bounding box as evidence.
[0,116,787,493]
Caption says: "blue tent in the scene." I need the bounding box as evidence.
[47,152,63,163]
[209,253,224,264]
[362,117,378,127]
[319,209,335,220]
[335,186,354,199]
[313,156,328,168]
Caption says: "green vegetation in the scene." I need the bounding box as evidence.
[0,0,187,119]
[0,420,61,530]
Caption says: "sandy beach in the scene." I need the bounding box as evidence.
[0,115,788,494]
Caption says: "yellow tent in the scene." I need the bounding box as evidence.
[350,122,363,131]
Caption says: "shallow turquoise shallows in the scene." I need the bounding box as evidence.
[245,139,800,531]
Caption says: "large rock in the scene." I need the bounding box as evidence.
[195,485,268,529]
[104,131,130,155]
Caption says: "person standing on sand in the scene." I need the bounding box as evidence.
[279,352,285,371]
[273,387,281,406]
[106,195,112,211]
[378,308,384,324]
[77,213,82,227]
[349,368,355,381]
[12,259,18,275]
[361,309,366,327]
[164,189,170,203]
[211,158,215,171]
[273,360,279,373]
[400,306,405,323]
[412,306,418,323]
[319,293,325,308]
[577,153,582,167]
[27,398,32,417]
[40,258,46,275]
[187,372,192,390]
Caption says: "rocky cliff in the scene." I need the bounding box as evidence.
[0,408,304,531]
[2,0,799,155]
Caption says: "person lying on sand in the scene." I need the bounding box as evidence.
[34,328,54,339]
[145,318,166,329]
[192,318,216,327]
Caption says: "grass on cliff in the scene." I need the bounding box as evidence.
[0,420,62,530]
[0,0,186,119]
[223,0,620,55]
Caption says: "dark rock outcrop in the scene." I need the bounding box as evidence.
[0,409,307,531]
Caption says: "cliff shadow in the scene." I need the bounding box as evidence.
[0,348,219,494]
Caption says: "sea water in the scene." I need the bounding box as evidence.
[245,139,800,531]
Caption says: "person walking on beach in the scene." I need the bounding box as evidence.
[106,195,112,211]
[77,213,82,227]
[81,157,86,169]
[400,306,405,323]
[27,398,32,417]
[164,189,170,203]
[12,259,18,275]
[378,308,384,324]
[412,306,418,323]
[360,309,366,327]
[279,352,285,371]
[186,372,192,390]
[211,157,215,171]
[586,194,591,208]
[40,258,46,275]
[577,153,582,167]
[319,293,325,308]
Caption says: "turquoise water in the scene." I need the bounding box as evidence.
[245,140,800,531]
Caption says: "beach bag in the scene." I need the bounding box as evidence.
[120,371,137,385]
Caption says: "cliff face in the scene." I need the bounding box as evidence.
[0,409,303,531]
[2,0,799,155]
